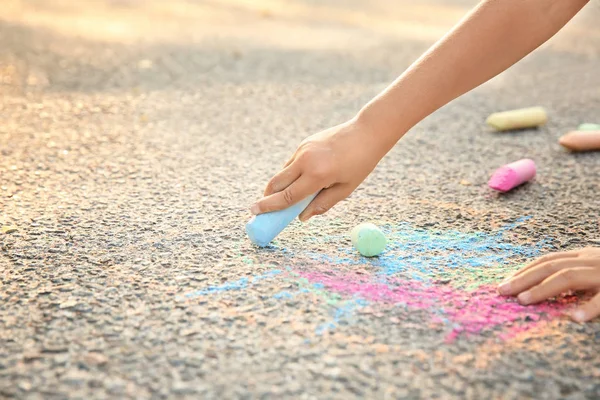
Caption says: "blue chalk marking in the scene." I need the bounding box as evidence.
[315,298,368,335]
[246,192,319,247]
[372,220,546,277]
[181,269,282,300]
[273,291,294,299]
[494,216,531,234]
[315,322,336,335]
[251,269,282,282]
[195,217,551,334]
[304,218,549,281]
[193,277,249,295]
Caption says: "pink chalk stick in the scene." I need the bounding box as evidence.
[488,159,536,192]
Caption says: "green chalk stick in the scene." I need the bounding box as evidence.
[577,123,600,131]
[351,223,387,257]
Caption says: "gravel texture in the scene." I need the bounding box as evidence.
[1,0,600,399]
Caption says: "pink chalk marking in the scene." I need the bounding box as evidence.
[299,270,575,342]
[488,159,536,192]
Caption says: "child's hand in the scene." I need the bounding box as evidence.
[498,247,600,322]
[249,0,589,225]
[250,118,387,221]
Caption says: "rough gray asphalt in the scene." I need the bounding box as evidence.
[2,0,600,399]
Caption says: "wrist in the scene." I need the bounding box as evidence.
[354,100,411,153]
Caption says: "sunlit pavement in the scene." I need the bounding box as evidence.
[1,1,600,398]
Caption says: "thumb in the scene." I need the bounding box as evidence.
[299,184,351,222]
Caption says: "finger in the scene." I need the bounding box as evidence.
[263,163,301,196]
[498,258,590,296]
[509,250,579,279]
[252,175,321,215]
[571,291,600,323]
[298,184,352,222]
[283,154,296,169]
[517,267,600,305]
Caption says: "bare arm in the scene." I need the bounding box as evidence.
[252,0,589,220]
[359,0,590,151]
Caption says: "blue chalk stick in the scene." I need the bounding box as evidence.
[246,192,318,247]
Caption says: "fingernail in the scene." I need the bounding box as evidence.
[250,204,260,215]
[497,281,511,295]
[572,310,586,322]
[299,214,310,223]
[518,291,532,305]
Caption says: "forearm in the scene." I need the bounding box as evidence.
[357,0,589,152]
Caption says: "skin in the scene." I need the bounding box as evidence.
[498,248,600,322]
[250,0,594,319]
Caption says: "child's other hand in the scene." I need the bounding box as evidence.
[498,247,600,322]
[250,117,386,221]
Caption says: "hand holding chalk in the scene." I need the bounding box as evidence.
[247,192,318,247]
[250,120,384,223]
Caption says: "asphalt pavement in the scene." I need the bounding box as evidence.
[1,0,600,398]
